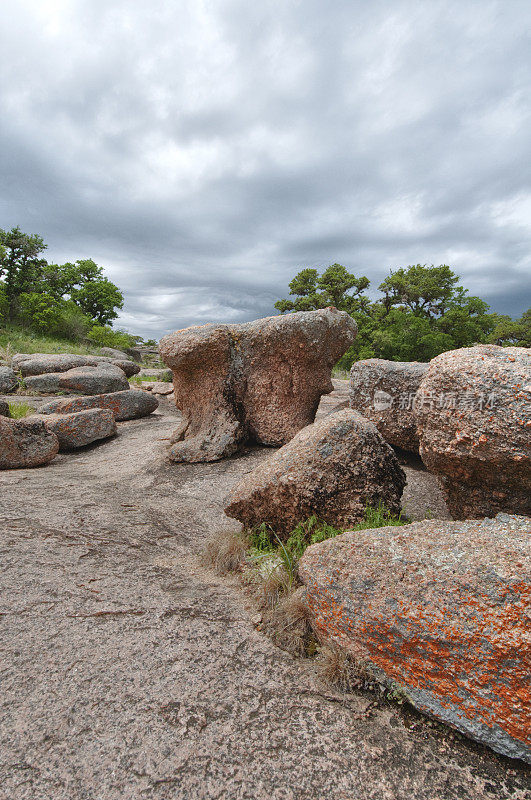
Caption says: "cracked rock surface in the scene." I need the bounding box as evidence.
[0,396,529,799]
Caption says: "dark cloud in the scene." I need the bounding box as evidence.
[1,0,530,337]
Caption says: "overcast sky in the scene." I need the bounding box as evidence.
[1,0,530,338]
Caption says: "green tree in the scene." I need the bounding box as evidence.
[378,264,459,317]
[488,308,531,347]
[274,264,370,314]
[72,276,124,325]
[0,226,48,320]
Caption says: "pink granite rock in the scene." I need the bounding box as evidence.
[225,409,405,535]
[159,308,357,462]
[415,345,531,519]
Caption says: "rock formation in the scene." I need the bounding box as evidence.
[12,352,140,378]
[159,308,357,462]
[0,400,10,417]
[225,409,405,534]
[0,416,59,468]
[38,389,159,421]
[415,345,531,518]
[349,359,428,452]
[29,409,117,450]
[0,366,19,393]
[298,513,531,763]
[24,364,131,395]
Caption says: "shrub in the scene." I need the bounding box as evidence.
[8,401,34,419]
[87,325,135,350]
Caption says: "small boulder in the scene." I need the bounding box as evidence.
[160,308,357,462]
[225,409,406,535]
[0,366,19,393]
[299,514,531,763]
[415,345,531,518]
[24,364,130,395]
[29,409,116,450]
[0,416,59,468]
[349,359,428,452]
[38,389,159,421]
[99,347,129,359]
[12,353,140,378]
[0,400,10,417]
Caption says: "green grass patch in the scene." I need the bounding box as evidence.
[0,326,99,358]
[130,372,172,384]
[8,401,34,419]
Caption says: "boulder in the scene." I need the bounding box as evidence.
[28,409,116,450]
[0,416,59,468]
[0,400,10,417]
[415,345,531,519]
[38,389,159,421]
[299,514,531,763]
[0,366,19,393]
[24,364,130,395]
[99,347,129,359]
[141,381,173,396]
[159,308,357,462]
[12,353,140,378]
[225,409,405,535]
[349,359,428,452]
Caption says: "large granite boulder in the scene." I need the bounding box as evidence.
[415,345,531,519]
[0,416,59,468]
[225,409,405,535]
[0,366,19,393]
[38,389,159,420]
[299,514,531,763]
[349,359,428,452]
[160,308,357,462]
[24,364,130,395]
[28,409,116,450]
[12,353,140,378]
[98,347,129,359]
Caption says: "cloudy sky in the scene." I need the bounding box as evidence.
[1,0,530,338]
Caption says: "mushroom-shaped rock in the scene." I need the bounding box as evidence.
[159,308,357,462]
[415,345,531,519]
[225,409,405,535]
[38,389,159,420]
[299,514,531,763]
[0,416,59,468]
[28,409,117,450]
[349,359,428,452]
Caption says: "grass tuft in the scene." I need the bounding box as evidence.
[8,401,34,419]
[201,530,249,575]
[314,645,377,693]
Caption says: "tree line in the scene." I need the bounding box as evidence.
[0,226,151,350]
[275,263,530,366]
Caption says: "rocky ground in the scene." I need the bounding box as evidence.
[0,386,529,799]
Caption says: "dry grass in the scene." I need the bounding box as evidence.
[314,645,376,694]
[201,530,248,575]
[261,589,315,656]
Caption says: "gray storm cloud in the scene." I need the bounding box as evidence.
[1,0,530,337]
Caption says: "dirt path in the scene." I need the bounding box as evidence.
[0,399,528,799]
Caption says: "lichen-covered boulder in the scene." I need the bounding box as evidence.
[24,364,130,395]
[0,416,59,468]
[349,359,428,452]
[415,345,531,519]
[0,366,19,393]
[29,409,117,450]
[12,353,140,378]
[299,514,531,763]
[159,308,357,462]
[38,389,159,420]
[225,409,405,535]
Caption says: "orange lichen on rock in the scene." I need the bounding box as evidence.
[299,515,531,763]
